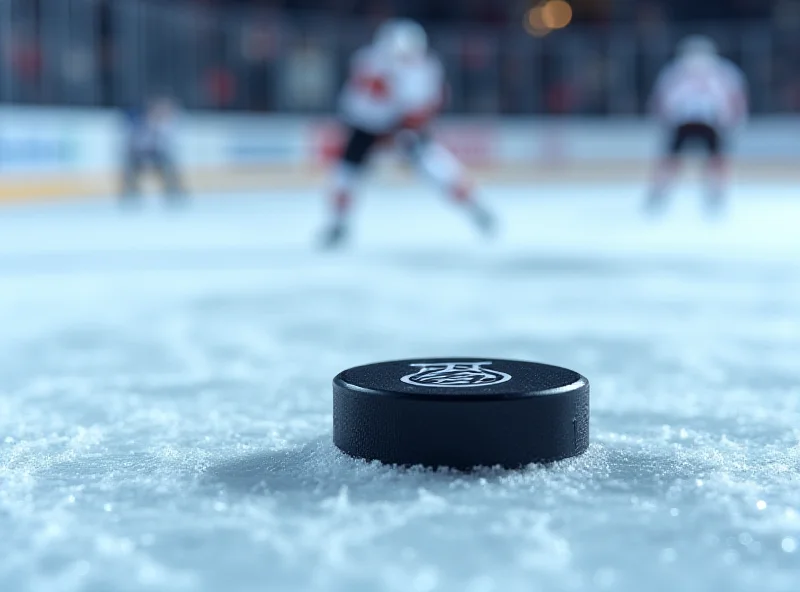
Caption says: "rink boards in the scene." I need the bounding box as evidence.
[1,107,799,202]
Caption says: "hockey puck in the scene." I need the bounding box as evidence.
[333,358,589,469]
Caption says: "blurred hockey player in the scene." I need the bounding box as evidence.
[320,19,495,247]
[645,36,748,217]
[121,97,185,205]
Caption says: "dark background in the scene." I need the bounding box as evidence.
[2,0,798,114]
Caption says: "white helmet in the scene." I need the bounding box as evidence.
[374,19,428,60]
[677,35,718,58]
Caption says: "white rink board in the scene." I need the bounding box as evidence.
[1,107,800,182]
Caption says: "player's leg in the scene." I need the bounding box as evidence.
[645,124,685,215]
[120,147,144,205]
[320,127,377,248]
[152,149,186,204]
[701,125,727,217]
[404,131,495,235]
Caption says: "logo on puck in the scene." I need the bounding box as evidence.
[400,361,512,388]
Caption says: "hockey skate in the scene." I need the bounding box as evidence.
[320,222,349,249]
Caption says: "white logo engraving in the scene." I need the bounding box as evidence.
[400,361,511,388]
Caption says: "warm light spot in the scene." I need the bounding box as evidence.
[541,0,573,30]
[524,7,550,37]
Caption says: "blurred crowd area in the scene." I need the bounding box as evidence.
[1,0,799,115]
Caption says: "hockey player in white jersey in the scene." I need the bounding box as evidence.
[320,19,495,247]
[645,36,748,217]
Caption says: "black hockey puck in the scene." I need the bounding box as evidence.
[333,358,589,469]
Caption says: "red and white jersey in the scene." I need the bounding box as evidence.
[338,45,445,134]
[650,56,748,129]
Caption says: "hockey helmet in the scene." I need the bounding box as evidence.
[374,19,428,60]
[677,35,718,58]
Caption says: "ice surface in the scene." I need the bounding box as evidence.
[1,182,799,592]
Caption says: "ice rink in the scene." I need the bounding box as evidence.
[1,181,799,592]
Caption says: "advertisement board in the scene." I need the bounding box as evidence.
[0,107,798,201]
